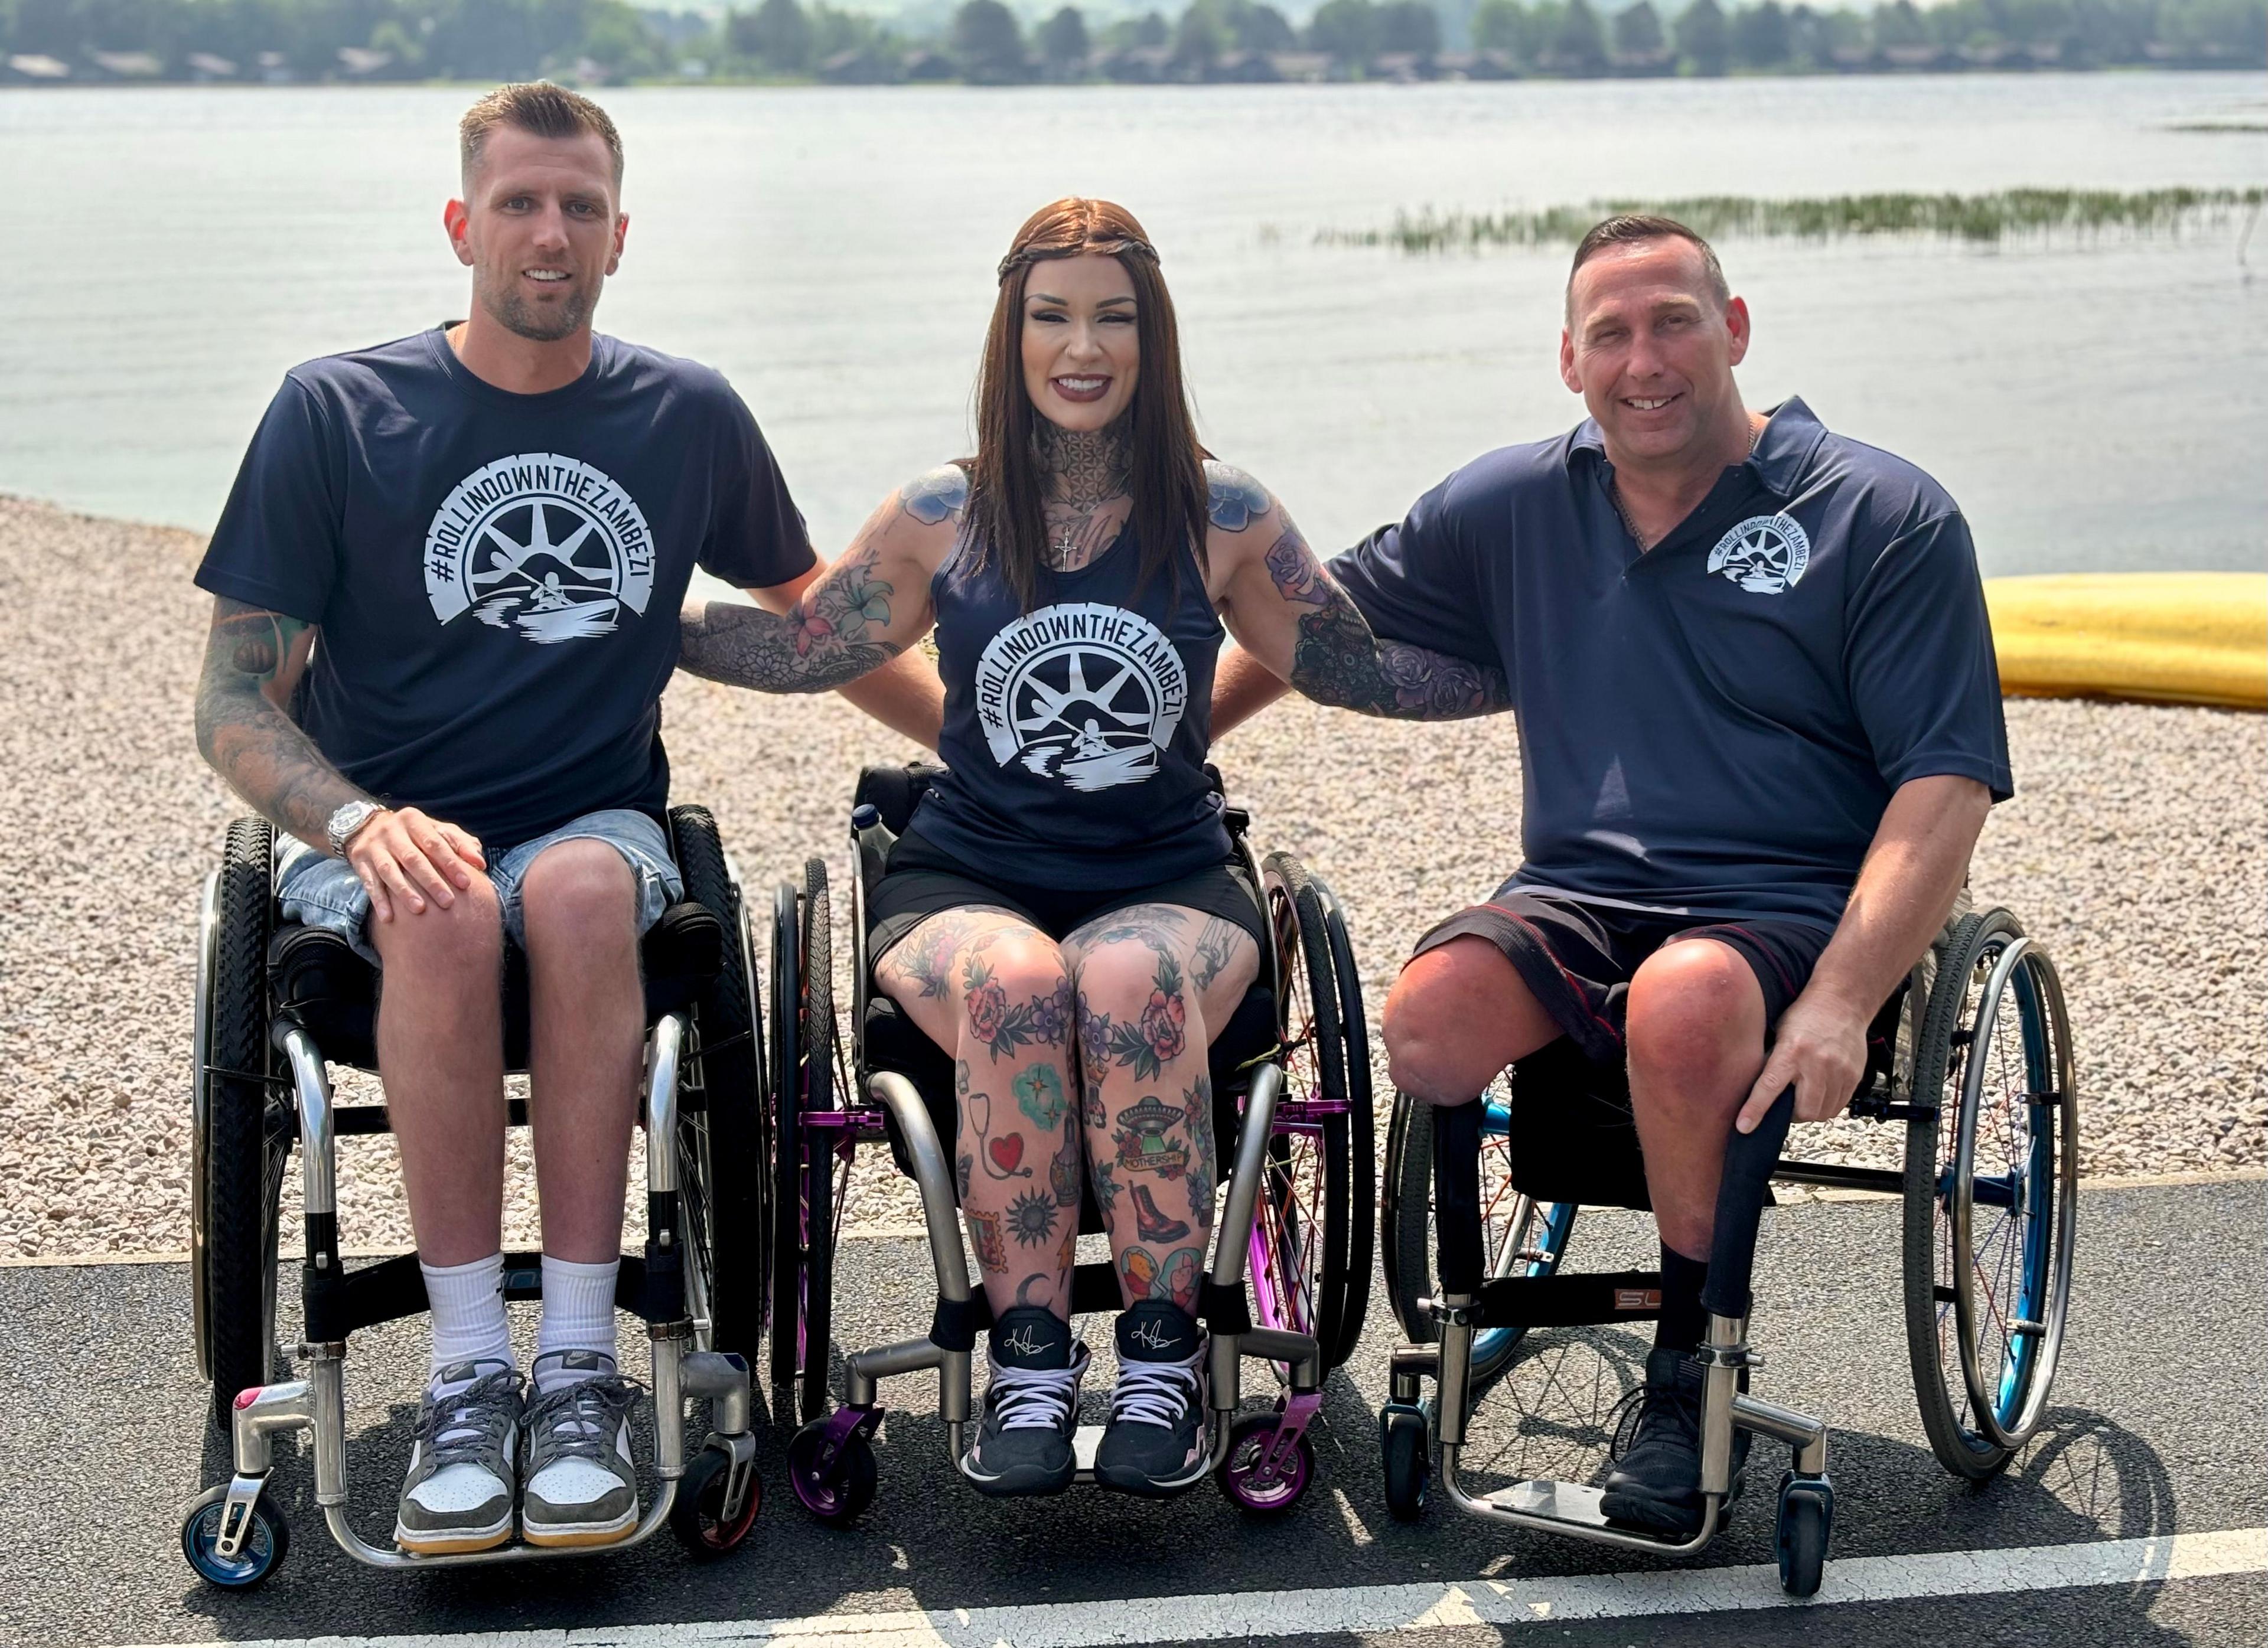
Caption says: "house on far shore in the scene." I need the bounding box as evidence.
[6,53,70,81]
[186,53,240,81]
[1267,51,1335,82]
[1435,50,1518,80]
[89,50,163,79]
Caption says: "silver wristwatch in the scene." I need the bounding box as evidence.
[325,799,384,857]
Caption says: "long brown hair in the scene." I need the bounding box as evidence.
[966,198,1210,612]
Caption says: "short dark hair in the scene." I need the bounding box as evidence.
[459,82,624,189]
[1566,214,1729,321]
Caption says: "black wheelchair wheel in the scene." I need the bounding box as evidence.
[1379,1402,1431,1522]
[1255,851,1354,1372]
[1775,1471,1833,1598]
[770,861,842,1424]
[196,817,285,1433]
[1311,870,1375,1367]
[669,807,770,1366]
[1381,1079,1578,1386]
[1902,908,2079,1481]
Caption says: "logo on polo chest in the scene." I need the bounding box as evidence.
[972,601,1187,792]
[1707,513,1811,595]
[423,453,655,643]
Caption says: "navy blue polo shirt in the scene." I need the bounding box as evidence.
[1327,399,2012,932]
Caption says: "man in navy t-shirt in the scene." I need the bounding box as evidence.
[1214,215,2009,1536]
[193,83,940,1555]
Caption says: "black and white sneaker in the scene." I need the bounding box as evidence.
[519,1351,643,1548]
[1093,1300,1210,1497]
[959,1306,1089,1497]
[1597,1346,1750,1537]
[394,1359,521,1555]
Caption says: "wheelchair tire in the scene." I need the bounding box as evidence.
[1902,908,2080,1480]
[669,807,770,1367]
[770,860,840,1425]
[1379,1402,1431,1522]
[1381,1084,1578,1386]
[1311,870,1376,1368]
[669,1441,762,1558]
[197,817,284,1434]
[180,1484,289,1590]
[1256,852,1355,1372]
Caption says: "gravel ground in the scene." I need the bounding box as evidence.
[2,492,2260,1258]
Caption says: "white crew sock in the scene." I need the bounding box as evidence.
[421,1252,512,1391]
[536,1254,621,1393]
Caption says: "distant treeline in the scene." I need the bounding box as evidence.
[2,0,2261,85]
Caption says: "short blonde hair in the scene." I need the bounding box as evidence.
[459,82,623,188]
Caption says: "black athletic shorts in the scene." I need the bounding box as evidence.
[866,828,1267,972]
[1410,883,1834,1066]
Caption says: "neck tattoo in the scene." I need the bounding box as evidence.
[1035,413,1133,570]
[1612,417,1763,551]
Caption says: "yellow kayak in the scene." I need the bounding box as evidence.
[1984,572,2266,711]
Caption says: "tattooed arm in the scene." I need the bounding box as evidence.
[1205,461,1509,721]
[744,551,946,750]
[195,598,487,918]
[194,598,348,844]
[679,465,960,696]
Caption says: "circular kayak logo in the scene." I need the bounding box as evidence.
[1707,513,1811,595]
[423,453,654,644]
[973,601,1187,792]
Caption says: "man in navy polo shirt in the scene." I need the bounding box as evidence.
[193,83,940,1555]
[1214,214,2008,1535]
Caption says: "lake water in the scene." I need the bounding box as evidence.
[3,74,2263,575]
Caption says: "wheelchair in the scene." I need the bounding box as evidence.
[766,765,1373,1519]
[1376,899,2078,1597]
[180,806,769,1588]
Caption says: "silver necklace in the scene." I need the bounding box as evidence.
[1614,419,1762,550]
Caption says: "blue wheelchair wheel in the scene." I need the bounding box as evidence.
[1903,909,2078,1480]
[180,1484,289,1590]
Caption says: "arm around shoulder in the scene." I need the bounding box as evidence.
[680,467,959,699]
[1204,461,1508,722]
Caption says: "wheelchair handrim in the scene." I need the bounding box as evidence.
[1948,936,2076,1451]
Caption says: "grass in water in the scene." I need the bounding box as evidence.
[1319,188,2267,252]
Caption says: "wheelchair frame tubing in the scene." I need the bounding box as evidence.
[205,1011,755,1572]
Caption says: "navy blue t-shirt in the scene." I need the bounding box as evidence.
[1328,399,2012,931]
[196,327,814,850]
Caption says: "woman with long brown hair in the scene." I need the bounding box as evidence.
[678,198,1501,1499]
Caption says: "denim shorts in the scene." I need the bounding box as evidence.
[275,807,682,965]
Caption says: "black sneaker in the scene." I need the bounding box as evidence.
[959,1307,1089,1497]
[1596,1346,1749,1537]
[1093,1301,1210,1497]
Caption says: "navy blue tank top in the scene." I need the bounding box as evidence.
[910,521,1231,892]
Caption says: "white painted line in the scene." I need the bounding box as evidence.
[122,1526,2266,1648]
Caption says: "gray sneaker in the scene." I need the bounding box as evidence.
[519,1352,642,1548]
[1094,1301,1210,1497]
[394,1359,521,1555]
[958,1307,1089,1497]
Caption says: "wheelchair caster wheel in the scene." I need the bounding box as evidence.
[1379,1403,1430,1522]
[180,1484,289,1590]
[1775,1471,1833,1598]
[670,1445,762,1558]
[787,1417,878,1525]
[1217,1411,1315,1516]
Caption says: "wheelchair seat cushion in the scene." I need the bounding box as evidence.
[269,901,725,1072]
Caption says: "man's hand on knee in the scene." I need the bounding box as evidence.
[1736,988,1869,1132]
[346,805,486,922]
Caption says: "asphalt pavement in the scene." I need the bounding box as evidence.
[2,1180,2260,1647]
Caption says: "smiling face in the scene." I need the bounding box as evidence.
[445,125,625,344]
[1560,237,1749,468]
[1019,253,1140,433]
